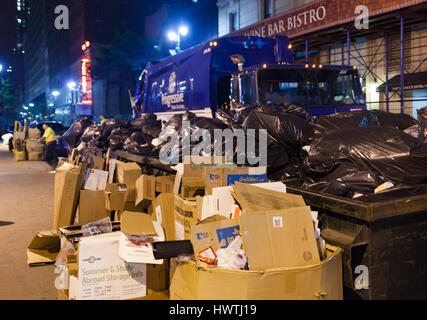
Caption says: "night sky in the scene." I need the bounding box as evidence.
[0,0,16,68]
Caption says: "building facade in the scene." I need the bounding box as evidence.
[217,0,427,117]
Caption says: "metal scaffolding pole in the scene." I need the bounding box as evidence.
[305,40,309,63]
[400,16,405,114]
[341,43,345,65]
[385,32,389,112]
[347,29,351,65]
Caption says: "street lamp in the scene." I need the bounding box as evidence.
[29,103,34,107]
[167,25,189,51]
[0,64,3,73]
[52,91,60,97]
[67,81,76,90]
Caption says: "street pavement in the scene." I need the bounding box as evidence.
[0,143,58,299]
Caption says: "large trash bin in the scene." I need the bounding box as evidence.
[286,185,427,300]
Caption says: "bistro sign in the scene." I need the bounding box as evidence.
[232,0,427,39]
[243,5,326,37]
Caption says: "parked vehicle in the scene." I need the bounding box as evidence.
[133,36,365,120]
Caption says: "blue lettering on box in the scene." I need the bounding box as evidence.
[216,225,240,248]
[226,174,268,186]
[197,232,209,240]
[209,174,220,180]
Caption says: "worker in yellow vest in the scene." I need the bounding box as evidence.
[40,123,57,166]
[100,114,106,126]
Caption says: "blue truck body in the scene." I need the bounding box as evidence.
[133,36,365,119]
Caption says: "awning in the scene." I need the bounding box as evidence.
[377,72,427,92]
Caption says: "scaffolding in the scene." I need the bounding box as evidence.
[290,3,427,115]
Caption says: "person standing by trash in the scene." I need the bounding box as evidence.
[40,123,57,166]
[100,114,106,126]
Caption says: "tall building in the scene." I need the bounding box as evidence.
[21,0,151,125]
[217,0,427,117]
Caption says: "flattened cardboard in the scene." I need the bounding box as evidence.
[116,161,141,201]
[27,231,60,266]
[104,183,127,211]
[121,211,156,236]
[152,193,175,241]
[135,175,156,206]
[190,216,240,256]
[78,190,109,225]
[232,182,305,212]
[119,211,165,264]
[240,206,320,270]
[170,245,343,300]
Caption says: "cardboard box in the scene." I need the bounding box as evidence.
[155,175,175,194]
[26,139,44,153]
[170,245,343,300]
[104,183,127,211]
[78,190,109,225]
[27,152,43,161]
[116,161,141,201]
[28,128,41,139]
[174,195,203,240]
[84,169,108,191]
[27,231,60,266]
[119,211,165,264]
[91,156,105,170]
[240,206,320,270]
[135,174,156,206]
[181,176,205,198]
[53,163,87,229]
[147,262,169,292]
[232,182,305,213]
[152,193,175,241]
[77,232,147,300]
[173,156,225,196]
[203,166,267,195]
[190,215,240,258]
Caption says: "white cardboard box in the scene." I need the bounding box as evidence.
[84,169,109,191]
[77,232,147,300]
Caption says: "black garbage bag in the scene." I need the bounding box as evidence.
[404,124,421,139]
[372,110,418,130]
[81,123,101,143]
[129,131,154,145]
[302,162,385,197]
[306,126,422,173]
[242,105,312,169]
[123,139,155,156]
[418,106,427,140]
[107,127,132,151]
[100,118,130,138]
[307,110,381,143]
[164,112,197,131]
[63,117,93,148]
[131,113,162,138]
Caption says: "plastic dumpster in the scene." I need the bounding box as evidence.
[286,185,427,300]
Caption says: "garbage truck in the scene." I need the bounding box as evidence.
[133,36,366,120]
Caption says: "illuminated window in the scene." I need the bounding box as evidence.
[263,0,273,19]
[229,12,238,32]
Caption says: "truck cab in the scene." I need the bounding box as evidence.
[230,63,365,115]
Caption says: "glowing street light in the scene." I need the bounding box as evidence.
[67,81,77,90]
[167,25,189,51]
[29,103,35,107]
[0,64,3,73]
[52,90,60,97]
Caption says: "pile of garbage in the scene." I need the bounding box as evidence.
[63,105,427,200]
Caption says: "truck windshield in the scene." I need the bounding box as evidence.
[257,68,364,107]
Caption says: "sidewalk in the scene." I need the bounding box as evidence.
[0,144,58,299]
